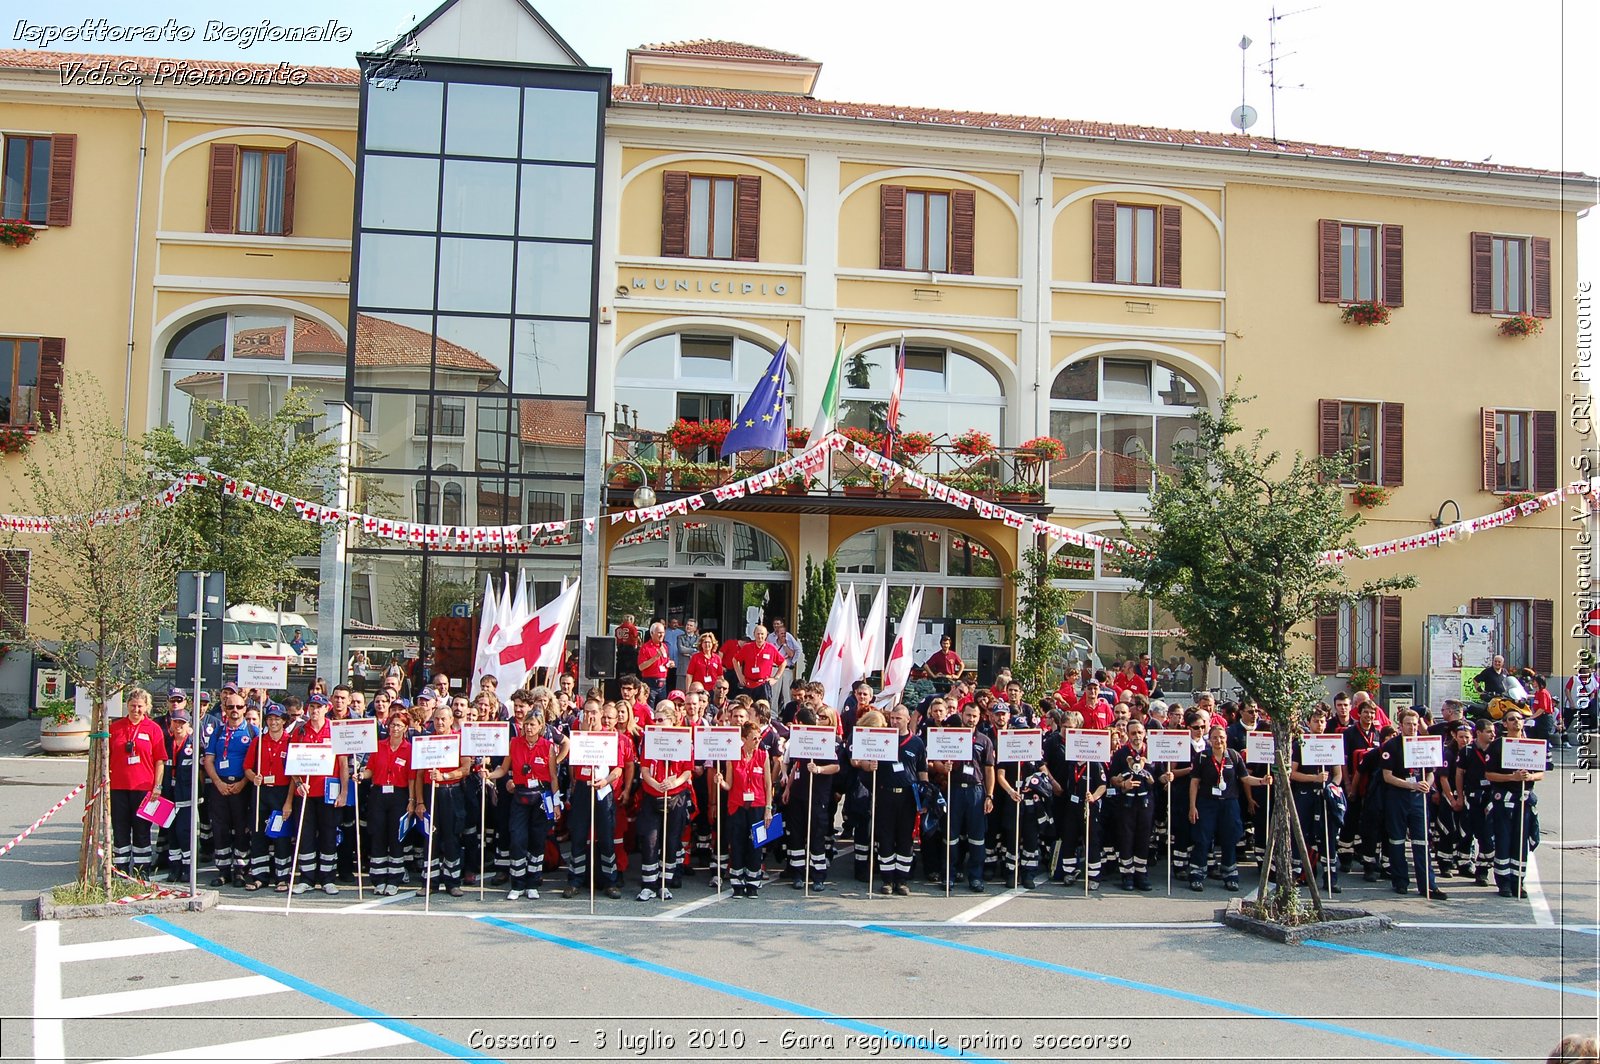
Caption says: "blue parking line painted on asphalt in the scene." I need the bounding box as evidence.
[475,916,1006,1064]
[861,924,1507,1064]
[1305,938,1599,998]
[135,915,505,1064]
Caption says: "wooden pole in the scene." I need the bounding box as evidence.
[588,782,597,916]
[477,769,486,902]
[353,772,364,902]
[803,768,814,898]
[866,770,878,900]
[284,794,303,916]
[423,778,436,914]
[659,787,670,904]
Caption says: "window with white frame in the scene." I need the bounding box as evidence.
[1048,357,1205,494]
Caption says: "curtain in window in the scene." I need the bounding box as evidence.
[237,153,262,233]
[263,152,287,235]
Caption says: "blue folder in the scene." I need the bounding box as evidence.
[751,813,784,848]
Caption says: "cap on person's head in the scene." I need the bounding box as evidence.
[167,687,187,701]
[265,704,286,718]
[308,693,329,706]
[168,707,191,723]
[197,690,211,703]
[668,689,686,703]
[394,697,412,709]
[416,688,436,702]
[222,681,240,693]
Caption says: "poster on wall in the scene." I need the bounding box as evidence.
[1424,615,1495,709]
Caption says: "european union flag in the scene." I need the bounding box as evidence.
[720,340,789,456]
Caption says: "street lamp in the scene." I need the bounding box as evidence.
[613,456,655,509]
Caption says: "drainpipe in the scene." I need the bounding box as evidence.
[123,82,148,449]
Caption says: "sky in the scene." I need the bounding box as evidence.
[10,0,1597,287]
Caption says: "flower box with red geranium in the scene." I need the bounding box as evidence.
[1349,483,1390,508]
[1340,300,1391,326]
[1016,436,1066,462]
[787,427,811,449]
[840,425,884,451]
[1499,491,1540,509]
[1498,314,1543,338]
[0,220,37,248]
[1347,665,1381,697]
[0,426,37,455]
[894,430,935,462]
[698,418,732,452]
[951,429,994,457]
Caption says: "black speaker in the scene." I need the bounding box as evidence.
[586,635,617,679]
[977,644,1011,688]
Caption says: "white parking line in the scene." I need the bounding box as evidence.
[657,893,728,919]
[342,890,417,912]
[84,1022,411,1064]
[949,886,1026,923]
[58,936,196,963]
[1525,854,1556,927]
[30,922,65,1064]
[59,975,286,1018]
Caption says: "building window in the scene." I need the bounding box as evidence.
[236,148,289,235]
[0,339,40,428]
[1318,399,1404,486]
[1318,220,1403,306]
[1472,597,1553,674]
[1339,224,1378,302]
[1491,410,1531,491]
[527,489,565,524]
[1049,358,1204,494]
[1092,199,1180,288]
[905,190,950,273]
[837,343,1004,442]
[1115,204,1157,285]
[1471,232,1550,318]
[415,395,467,438]
[1490,236,1525,314]
[615,332,793,442]
[1,136,50,225]
[1337,597,1377,671]
[688,175,735,259]
[1339,402,1378,483]
[832,525,1002,622]
[1316,595,1400,674]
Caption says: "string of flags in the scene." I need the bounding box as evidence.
[2,435,1593,571]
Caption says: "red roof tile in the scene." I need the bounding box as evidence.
[354,314,498,374]
[0,48,358,85]
[635,40,813,63]
[518,398,585,447]
[611,84,1587,181]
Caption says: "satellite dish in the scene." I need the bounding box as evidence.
[1230,104,1258,132]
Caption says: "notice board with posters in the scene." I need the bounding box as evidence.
[1424,614,1495,710]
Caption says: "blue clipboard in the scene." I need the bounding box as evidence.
[751,813,783,848]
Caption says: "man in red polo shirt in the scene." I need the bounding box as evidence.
[637,622,672,704]
[734,625,785,704]
[110,688,167,877]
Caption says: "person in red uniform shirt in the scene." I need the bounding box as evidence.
[109,688,167,877]
[1077,680,1114,730]
[686,633,724,691]
[488,710,565,900]
[416,702,471,896]
[720,721,773,898]
[284,695,350,895]
[635,701,693,901]
[363,707,414,896]
[637,622,672,703]
[246,704,293,891]
[735,625,785,703]
[1114,660,1150,701]
[923,635,964,689]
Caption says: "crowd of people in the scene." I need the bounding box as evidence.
[102,644,1557,907]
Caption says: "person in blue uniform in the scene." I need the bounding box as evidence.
[203,689,259,887]
[1289,705,1345,892]
[160,706,196,884]
[1109,720,1157,892]
[858,705,927,896]
[1485,711,1543,898]
[1188,724,1246,892]
[1050,711,1108,888]
[934,701,996,893]
[781,706,841,891]
[1377,708,1448,899]
[1456,719,1497,887]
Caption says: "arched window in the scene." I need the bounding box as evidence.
[614,332,795,443]
[833,525,1003,621]
[1046,537,1193,693]
[839,343,1004,441]
[609,517,789,574]
[1048,357,1204,494]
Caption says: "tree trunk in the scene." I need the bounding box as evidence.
[1265,717,1325,921]
[77,685,112,893]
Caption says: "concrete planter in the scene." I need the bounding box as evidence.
[39,717,90,755]
[36,887,218,920]
[1218,897,1391,945]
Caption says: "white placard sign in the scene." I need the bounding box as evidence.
[644,726,692,761]
[1148,732,1192,764]
[1063,729,1111,762]
[329,717,377,755]
[851,726,898,762]
[926,727,973,761]
[997,728,1043,762]
[787,724,837,760]
[1245,731,1277,764]
[285,742,335,777]
[1500,737,1547,771]
[410,734,461,771]
[236,655,289,689]
[1403,735,1445,769]
[1300,734,1346,767]
[79,688,123,720]
[460,721,510,758]
[568,731,618,769]
[693,725,740,762]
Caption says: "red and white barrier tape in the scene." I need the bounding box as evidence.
[0,782,84,857]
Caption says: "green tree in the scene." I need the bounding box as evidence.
[799,554,836,681]
[1115,391,1413,922]
[3,385,183,897]
[1009,545,1081,702]
[144,388,340,605]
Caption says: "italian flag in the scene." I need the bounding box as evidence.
[805,337,844,448]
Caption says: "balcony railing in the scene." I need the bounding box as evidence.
[605,426,1057,507]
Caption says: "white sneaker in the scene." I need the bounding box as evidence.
[291,882,308,894]
[636,887,657,901]
[506,889,521,901]
[322,883,340,895]
[525,888,539,900]
[660,886,673,900]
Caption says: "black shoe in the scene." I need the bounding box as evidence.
[925,872,943,885]
[879,883,893,895]
[490,872,510,886]
[1497,886,1514,897]
[791,878,805,890]
[447,885,464,897]
[604,886,621,899]
[893,883,911,897]
[1189,879,1204,892]
[1392,884,1409,895]
[1223,878,1239,892]
[1120,876,1135,892]
[208,875,231,887]
[812,880,827,893]
[1021,876,1036,890]
[1475,875,1492,887]
[968,880,985,893]
[1425,889,1449,900]
[561,884,577,899]
[1135,877,1153,892]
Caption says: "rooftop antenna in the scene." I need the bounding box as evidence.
[1263,4,1316,142]
[1230,35,1257,133]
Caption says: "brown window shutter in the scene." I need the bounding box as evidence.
[1317,219,1341,303]
[0,551,27,636]
[1380,402,1404,487]
[1532,409,1557,492]
[1530,236,1552,318]
[38,337,64,429]
[1480,407,1498,491]
[46,133,76,227]
[1381,224,1404,307]
[733,174,761,262]
[1315,613,1338,674]
[1379,596,1402,675]
[1091,199,1117,284]
[879,185,905,270]
[1317,398,1341,460]
[1469,232,1493,314]
[281,142,298,237]
[950,189,976,275]
[1469,598,1493,618]
[1531,599,1553,674]
[206,144,238,234]
[1158,204,1182,288]
[659,171,689,257]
